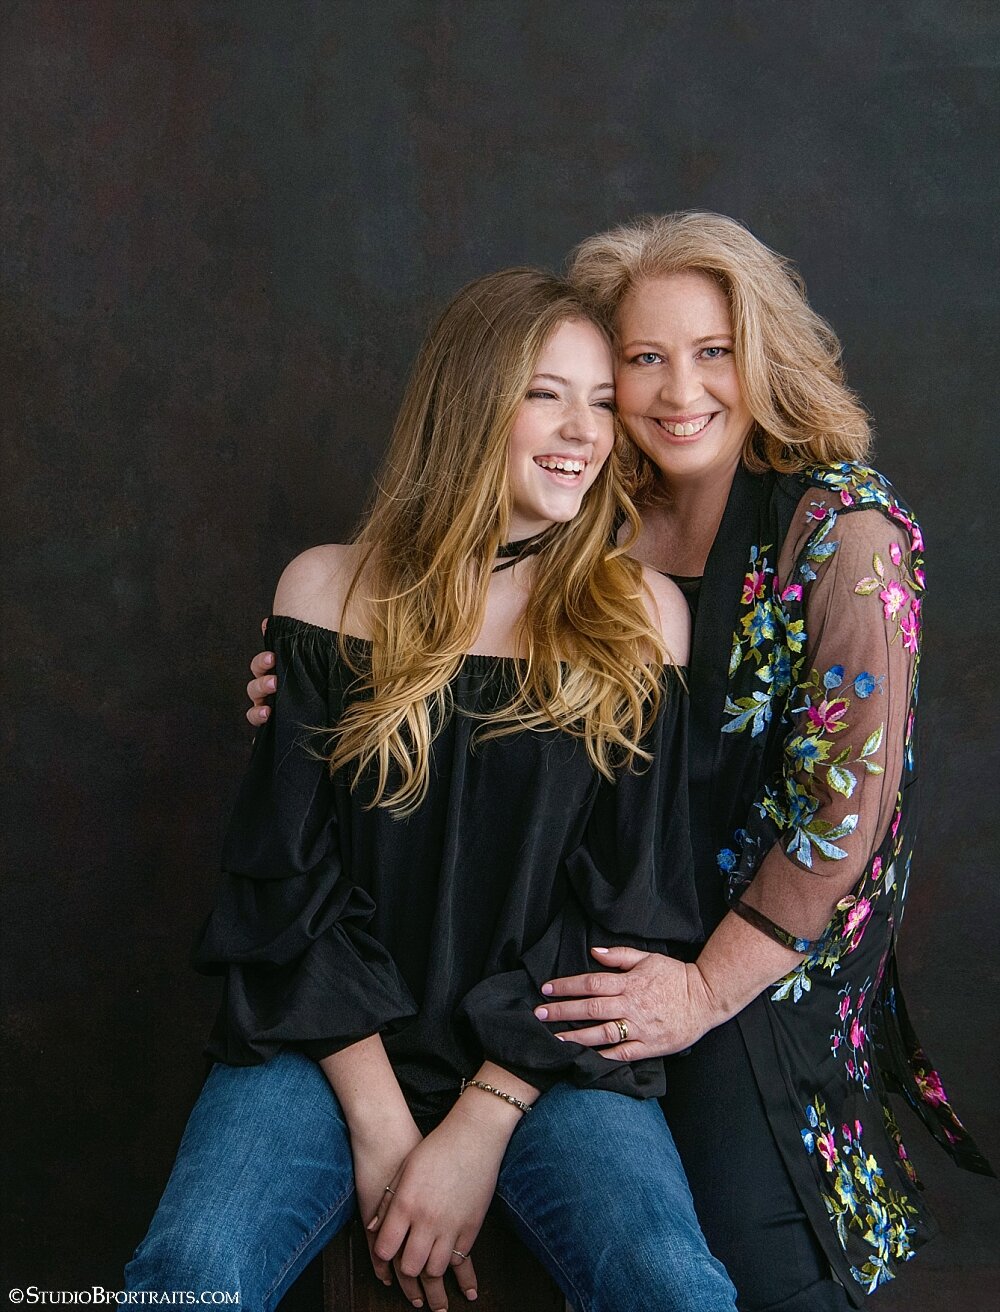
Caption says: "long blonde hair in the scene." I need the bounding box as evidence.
[330,268,667,815]
[567,211,872,497]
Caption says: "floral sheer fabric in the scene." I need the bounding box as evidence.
[700,463,990,1298]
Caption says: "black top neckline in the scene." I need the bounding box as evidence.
[271,613,688,676]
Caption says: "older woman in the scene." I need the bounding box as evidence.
[246,214,991,1310]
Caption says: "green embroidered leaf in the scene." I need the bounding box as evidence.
[873,552,885,579]
[832,747,853,764]
[854,577,881,595]
[827,765,857,798]
[729,637,743,677]
[864,761,885,775]
[860,725,883,758]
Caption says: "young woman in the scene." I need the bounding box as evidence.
[128,269,738,1312]
[247,216,991,1310]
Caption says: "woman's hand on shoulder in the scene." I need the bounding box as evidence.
[245,545,360,727]
[639,565,692,667]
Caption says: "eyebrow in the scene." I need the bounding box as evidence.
[621,335,732,351]
[532,372,615,390]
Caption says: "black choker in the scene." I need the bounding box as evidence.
[492,526,556,573]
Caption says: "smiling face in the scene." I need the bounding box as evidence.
[614,271,753,487]
[506,318,616,540]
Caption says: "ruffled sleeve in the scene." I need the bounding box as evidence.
[193,616,417,1064]
[458,676,702,1098]
[736,494,922,942]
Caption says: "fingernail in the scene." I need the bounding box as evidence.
[367,1217,378,1230]
[412,1302,423,1308]
[382,1278,392,1286]
[593,946,609,954]
[555,1034,566,1042]
[263,654,273,665]
[465,1291,477,1301]
[260,707,270,721]
[266,677,276,691]
[534,1006,548,1019]
[541,983,553,995]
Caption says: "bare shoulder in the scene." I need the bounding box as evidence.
[638,565,692,666]
[272,543,369,635]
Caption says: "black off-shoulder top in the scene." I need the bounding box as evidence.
[193,615,703,1123]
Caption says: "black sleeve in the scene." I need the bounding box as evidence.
[458,676,702,1099]
[192,616,417,1064]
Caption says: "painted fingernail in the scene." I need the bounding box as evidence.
[534,1006,548,1019]
[593,946,609,954]
[541,983,553,995]
[554,1034,566,1042]
[465,1291,478,1301]
[367,1217,378,1230]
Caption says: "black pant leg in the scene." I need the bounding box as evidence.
[660,1017,853,1312]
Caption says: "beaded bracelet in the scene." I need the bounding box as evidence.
[459,1077,533,1115]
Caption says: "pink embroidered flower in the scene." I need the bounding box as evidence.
[889,541,902,565]
[807,698,848,732]
[901,608,919,653]
[910,523,925,551]
[781,583,803,603]
[840,490,855,507]
[832,1033,841,1051]
[849,1016,865,1049]
[742,569,767,604]
[842,1123,852,1142]
[842,898,872,939]
[839,994,851,1021]
[914,566,926,590]
[872,856,882,880]
[879,579,909,620]
[891,810,901,838]
[810,504,828,521]
[817,1131,837,1166]
[916,1068,947,1108]
[845,1058,855,1078]
[944,1127,959,1145]
[855,1120,863,1140]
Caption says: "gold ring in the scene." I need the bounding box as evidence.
[615,1018,629,1043]
[452,1248,469,1261]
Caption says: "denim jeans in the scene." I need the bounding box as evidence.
[126,1051,736,1312]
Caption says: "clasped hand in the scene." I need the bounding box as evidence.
[534,945,718,1058]
[359,1103,504,1310]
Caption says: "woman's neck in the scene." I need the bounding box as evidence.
[634,466,739,577]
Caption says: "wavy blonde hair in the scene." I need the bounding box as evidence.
[329,268,668,815]
[567,211,872,497]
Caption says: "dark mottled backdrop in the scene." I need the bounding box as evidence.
[3,1,998,1306]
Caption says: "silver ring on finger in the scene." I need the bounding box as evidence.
[614,1018,629,1043]
[452,1249,469,1261]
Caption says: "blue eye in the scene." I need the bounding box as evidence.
[595,400,616,411]
[700,346,730,360]
[527,389,557,399]
[632,352,661,366]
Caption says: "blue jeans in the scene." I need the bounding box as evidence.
[126,1052,736,1312]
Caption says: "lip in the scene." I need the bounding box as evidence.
[649,413,720,443]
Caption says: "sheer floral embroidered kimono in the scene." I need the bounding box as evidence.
[679,460,992,1300]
